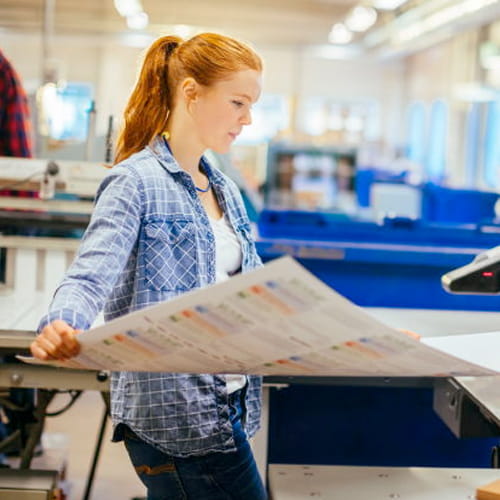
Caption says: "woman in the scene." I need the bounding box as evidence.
[30,33,267,500]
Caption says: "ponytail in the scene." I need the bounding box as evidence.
[114,36,182,164]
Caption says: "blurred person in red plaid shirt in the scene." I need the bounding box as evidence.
[0,50,38,463]
[0,49,32,159]
[0,48,36,256]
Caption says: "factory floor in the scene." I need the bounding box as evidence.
[13,390,146,500]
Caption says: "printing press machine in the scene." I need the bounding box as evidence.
[0,234,110,500]
[0,155,107,232]
[0,275,110,500]
[0,156,110,499]
[2,159,500,497]
[260,309,500,498]
[3,325,500,499]
[255,209,500,497]
[0,156,108,198]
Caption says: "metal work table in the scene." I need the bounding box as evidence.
[457,376,500,429]
[257,308,500,480]
[0,469,59,500]
[3,305,500,475]
[268,464,500,499]
[0,329,110,392]
[2,264,500,489]
[0,327,109,500]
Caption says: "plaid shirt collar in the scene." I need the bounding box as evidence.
[147,136,219,183]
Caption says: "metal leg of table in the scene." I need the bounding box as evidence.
[19,389,56,469]
[82,399,109,500]
[251,385,270,484]
[491,445,500,468]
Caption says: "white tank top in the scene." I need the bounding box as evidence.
[209,214,247,394]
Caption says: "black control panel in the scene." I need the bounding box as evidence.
[442,247,500,294]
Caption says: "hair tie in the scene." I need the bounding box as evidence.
[164,40,180,57]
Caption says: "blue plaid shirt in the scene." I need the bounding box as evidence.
[38,137,263,457]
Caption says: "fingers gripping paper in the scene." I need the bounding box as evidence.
[20,257,500,376]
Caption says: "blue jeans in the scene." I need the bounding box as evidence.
[123,390,268,500]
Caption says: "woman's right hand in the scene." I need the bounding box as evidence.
[30,320,81,361]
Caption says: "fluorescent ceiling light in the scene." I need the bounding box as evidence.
[371,0,408,10]
[127,12,149,30]
[345,6,378,32]
[114,0,142,18]
[393,0,500,44]
[328,23,353,44]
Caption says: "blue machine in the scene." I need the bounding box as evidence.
[421,184,499,224]
[257,209,500,310]
[355,168,499,222]
[257,208,500,469]
[355,168,409,208]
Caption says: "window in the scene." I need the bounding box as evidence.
[406,101,426,167]
[425,99,448,182]
[38,82,93,141]
[483,99,500,188]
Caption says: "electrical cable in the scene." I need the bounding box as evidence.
[0,389,81,418]
[0,170,45,191]
[0,160,60,193]
[44,390,83,417]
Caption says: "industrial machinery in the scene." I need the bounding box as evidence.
[257,208,500,469]
[0,156,109,498]
[0,156,109,198]
[0,156,108,236]
[442,245,500,294]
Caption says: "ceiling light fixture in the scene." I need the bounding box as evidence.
[345,6,378,32]
[114,0,149,31]
[127,12,149,30]
[371,0,408,11]
[328,23,353,44]
[114,0,142,18]
[393,0,499,44]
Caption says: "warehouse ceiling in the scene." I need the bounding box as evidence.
[0,0,361,47]
[0,0,499,53]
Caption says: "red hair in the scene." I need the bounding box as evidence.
[115,33,262,164]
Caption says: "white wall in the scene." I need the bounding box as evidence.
[0,25,494,185]
[402,29,486,186]
[0,33,101,94]
[0,32,406,153]
[0,33,141,137]
[296,54,405,147]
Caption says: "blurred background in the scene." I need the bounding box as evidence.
[0,0,499,215]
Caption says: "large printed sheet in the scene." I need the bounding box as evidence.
[19,257,500,376]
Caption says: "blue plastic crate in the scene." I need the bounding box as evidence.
[421,184,499,224]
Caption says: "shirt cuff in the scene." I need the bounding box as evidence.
[37,309,91,333]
